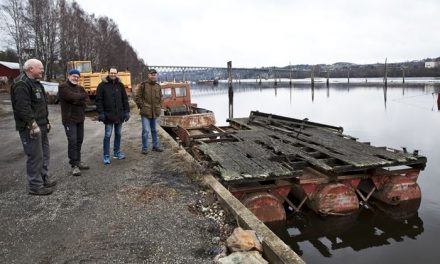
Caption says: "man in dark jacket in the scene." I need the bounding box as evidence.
[11,58,56,195]
[58,69,90,176]
[134,69,163,154]
[95,67,130,164]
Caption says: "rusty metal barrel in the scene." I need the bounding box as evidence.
[241,192,286,222]
[291,183,359,215]
[370,175,421,205]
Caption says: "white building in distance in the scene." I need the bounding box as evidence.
[425,61,439,68]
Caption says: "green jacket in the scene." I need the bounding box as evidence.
[135,80,162,118]
[10,73,49,131]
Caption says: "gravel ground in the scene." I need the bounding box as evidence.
[0,92,233,263]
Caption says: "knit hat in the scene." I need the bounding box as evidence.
[68,69,80,76]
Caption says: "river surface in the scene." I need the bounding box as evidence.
[190,79,440,263]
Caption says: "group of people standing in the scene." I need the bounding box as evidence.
[10,58,163,195]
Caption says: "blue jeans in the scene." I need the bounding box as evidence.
[141,116,159,150]
[104,123,122,156]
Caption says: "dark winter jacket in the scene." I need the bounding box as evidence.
[10,72,49,131]
[58,80,89,125]
[134,79,162,118]
[95,76,129,124]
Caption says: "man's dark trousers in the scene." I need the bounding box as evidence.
[63,122,84,167]
[18,126,50,189]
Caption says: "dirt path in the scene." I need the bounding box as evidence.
[0,93,228,263]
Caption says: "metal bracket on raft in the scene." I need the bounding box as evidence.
[356,186,376,205]
[269,189,308,213]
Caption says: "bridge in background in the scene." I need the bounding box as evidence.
[147,65,313,82]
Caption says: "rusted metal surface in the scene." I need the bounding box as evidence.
[160,109,216,129]
[159,82,216,129]
[363,176,421,205]
[291,183,359,215]
[160,82,192,109]
[241,192,286,222]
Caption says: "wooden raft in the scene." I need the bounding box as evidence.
[197,111,427,183]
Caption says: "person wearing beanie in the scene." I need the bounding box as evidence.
[95,67,130,164]
[134,68,163,155]
[58,68,90,176]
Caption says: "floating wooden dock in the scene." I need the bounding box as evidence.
[173,111,427,222]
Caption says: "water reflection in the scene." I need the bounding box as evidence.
[437,93,440,111]
[191,80,440,263]
[269,200,423,258]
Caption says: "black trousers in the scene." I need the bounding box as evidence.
[64,122,84,167]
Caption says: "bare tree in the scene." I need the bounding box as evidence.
[27,0,59,80]
[1,0,146,81]
[0,0,32,69]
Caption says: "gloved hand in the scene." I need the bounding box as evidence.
[98,113,105,122]
[29,120,41,139]
[124,112,130,122]
[46,122,51,133]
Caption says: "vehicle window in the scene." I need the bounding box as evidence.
[175,87,186,97]
[163,88,172,98]
[76,62,92,73]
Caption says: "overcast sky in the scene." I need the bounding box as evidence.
[75,0,439,67]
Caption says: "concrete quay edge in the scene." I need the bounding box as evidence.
[159,127,305,264]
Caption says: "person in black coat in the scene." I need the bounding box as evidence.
[95,67,130,164]
[58,69,90,176]
[10,58,56,195]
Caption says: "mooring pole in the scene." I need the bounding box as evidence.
[384,58,388,87]
[326,70,330,87]
[311,66,315,88]
[402,67,405,84]
[347,68,350,84]
[289,67,292,85]
[228,61,233,119]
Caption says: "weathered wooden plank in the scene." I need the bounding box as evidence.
[198,140,298,182]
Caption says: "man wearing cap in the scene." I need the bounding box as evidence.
[95,67,130,164]
[58,69,90,176]
[10,58,56,195]
[135,68,163,154]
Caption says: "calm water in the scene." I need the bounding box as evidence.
[191,80,440,263]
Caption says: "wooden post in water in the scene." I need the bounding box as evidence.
[274,70,277,86]
[289,63,292,85]
[311,66,315,88]
[326,70,330,87]
[347,68,350,84]
[384,58,388,87]
[401,66,405,84]
[227,61,233,119]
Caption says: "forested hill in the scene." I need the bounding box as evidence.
[0,0,147,82]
